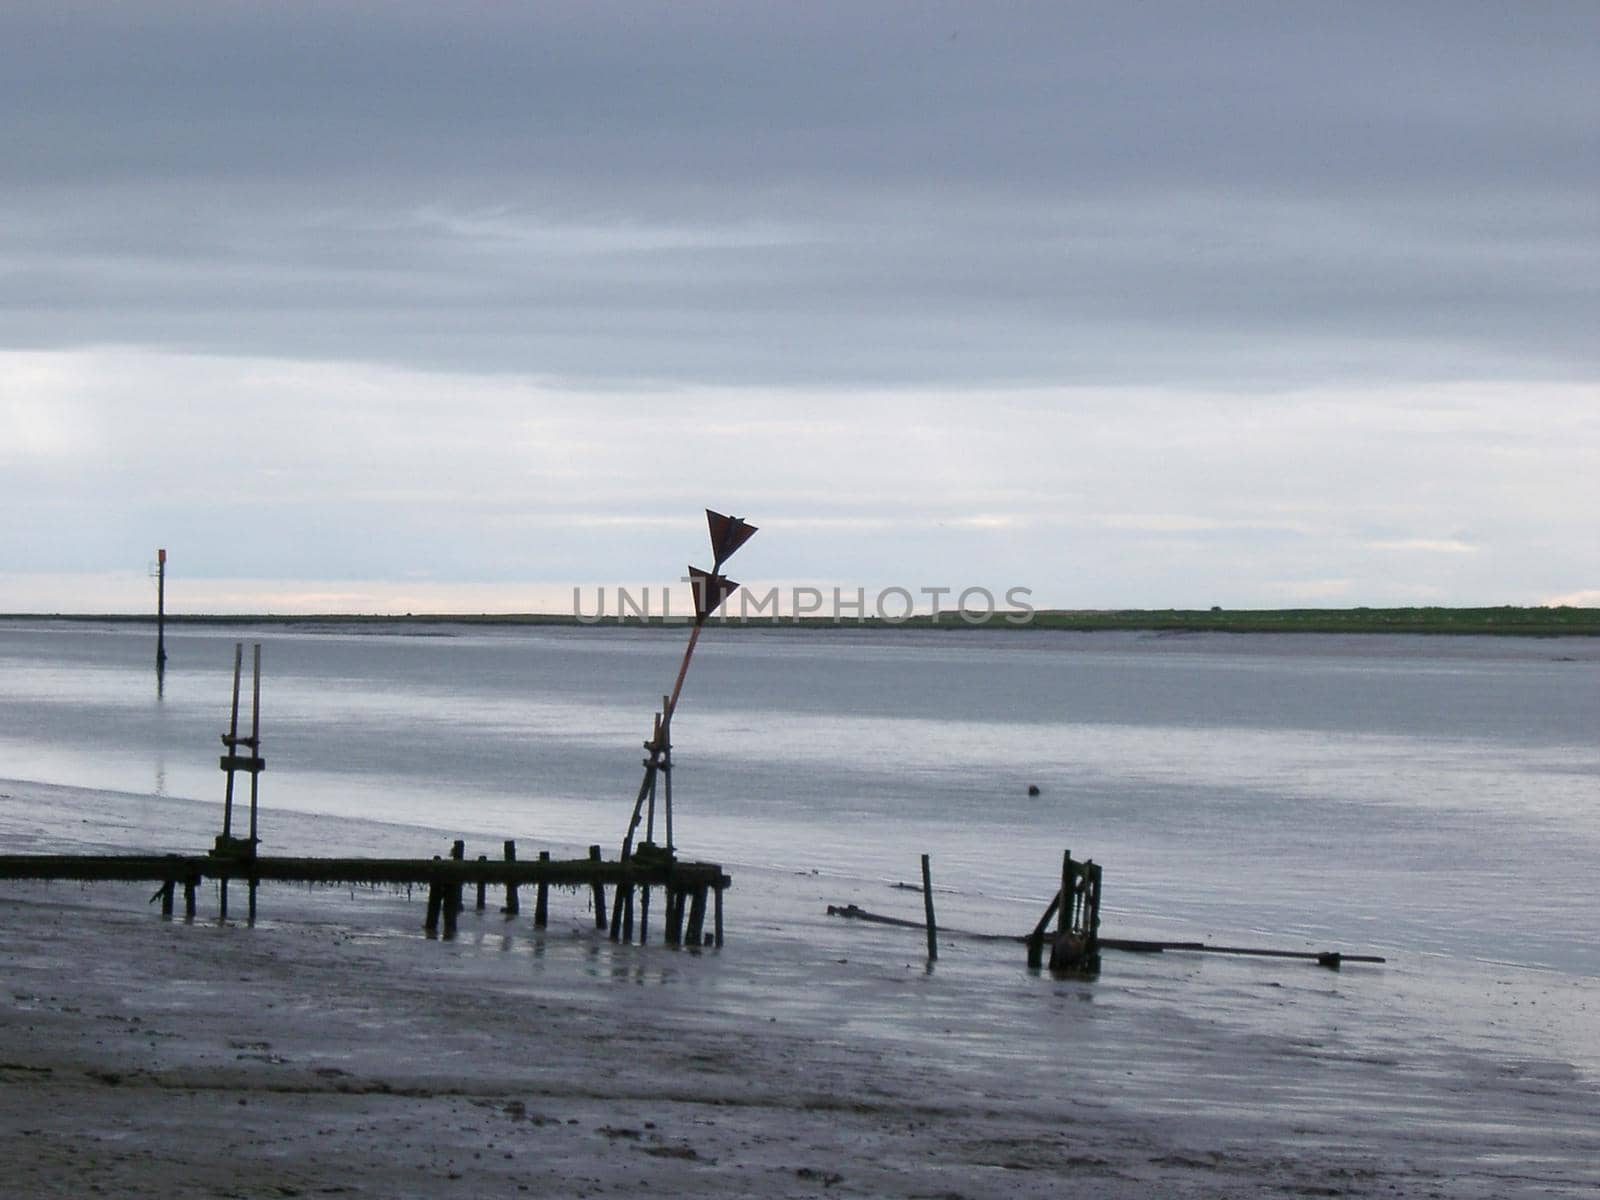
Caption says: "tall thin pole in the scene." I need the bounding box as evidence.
[222,643,242,838]
[662,694,674,853]
[155,548,168,669]
[619,615,704,861]
[247,643,261,850]
[617,511,755,865]
[644,710,660,844]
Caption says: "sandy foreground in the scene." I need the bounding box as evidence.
[3,783,1599,1198]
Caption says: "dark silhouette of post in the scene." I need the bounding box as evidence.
[155,548,168,671]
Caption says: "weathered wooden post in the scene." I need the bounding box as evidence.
[442,885,461,938]
[1041,850,1102,976]
[219,644,242,919]
[245,643,261,925]
[425,852,445,935]
[639,864,652,943]
[713,885,724,948]
[588,844,606,930]
[535,850,550,928]
[921,854,938,963]
[438,839,464,937]
[214,642,265,921]
[476,855,488,912]
[502,840,519,915]
[1057,849,1072,946]
[660,695,674,852]
[243,652,262,928]
[666,885,685,946]
[685,885,708,945]
[610,875,627,941]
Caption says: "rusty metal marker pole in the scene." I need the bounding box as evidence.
[612,510,756,943]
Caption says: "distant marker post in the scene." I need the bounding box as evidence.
[156,548,168,670]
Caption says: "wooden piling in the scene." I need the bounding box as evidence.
[685,885,708,945]
[246,643,261,865]
[476,855,488,912]
[222,644,243,840]
[1049,849,1078,973]
[921,854,938,962]
[609,871,626,942]
[666,887,685,946]
[1040,849,1101,975]
[425,854,443,934]
[502,840,519,915]
[588,845,606,930]
[183,878,196,919]
[713,886,724,948]
[535,850,550,928]
[1058,850,1072,942]
[0,848,732,949]
[442,882,462,938]
[159,880,175,916]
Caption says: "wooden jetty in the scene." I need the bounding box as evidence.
[1,512,760,950]
[0,838,730,946]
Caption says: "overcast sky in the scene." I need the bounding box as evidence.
[3,2,1595,613]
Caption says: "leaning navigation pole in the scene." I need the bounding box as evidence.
[612,509,756,941]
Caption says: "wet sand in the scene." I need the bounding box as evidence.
[4,775,1600,1198]
[4,877,1598,1198]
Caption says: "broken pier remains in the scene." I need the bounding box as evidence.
[1,510,755,948]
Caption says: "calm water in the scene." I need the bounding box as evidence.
[2,620,1597,977]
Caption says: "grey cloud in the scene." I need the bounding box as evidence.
[6,4,1593,190]
[0,5,1595,388]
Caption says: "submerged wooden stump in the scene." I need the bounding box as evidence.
[535,851,550,928]
[1027,850,1102,976]
[588,845,606,930]
[502,840,520,915]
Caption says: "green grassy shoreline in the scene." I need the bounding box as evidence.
[3,606,1597,636]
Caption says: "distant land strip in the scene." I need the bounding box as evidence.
[3,607,1597,636]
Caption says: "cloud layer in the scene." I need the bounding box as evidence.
[2,3,1595,608]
